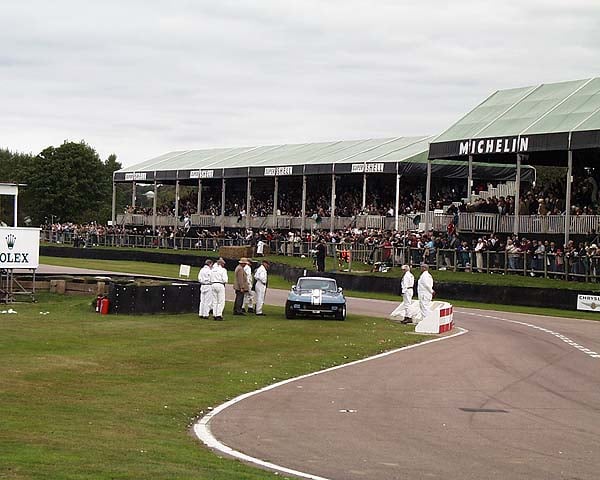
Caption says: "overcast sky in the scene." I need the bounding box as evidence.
[1,0,598,167]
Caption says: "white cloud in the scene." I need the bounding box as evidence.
[0,0,599,165]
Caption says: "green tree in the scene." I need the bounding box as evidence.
[27,141,121,224]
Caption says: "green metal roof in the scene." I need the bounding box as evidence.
[118,136,434,174]
[430,77,600,158]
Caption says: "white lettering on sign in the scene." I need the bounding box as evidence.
[125,172,147,181]
[0,227,40,269]
[190,170,214,179]
[458,136,530,156]
[264,166,293,176]
[351,163,384,173]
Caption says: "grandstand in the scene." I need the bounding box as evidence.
[113,136,533,233]
[429,77,600,243]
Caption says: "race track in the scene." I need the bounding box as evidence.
[38,265,600,479]
[205,309,600,480]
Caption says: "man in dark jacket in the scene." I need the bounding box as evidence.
[316,239,327,272]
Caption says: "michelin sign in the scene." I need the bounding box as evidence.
[0,227,40,269]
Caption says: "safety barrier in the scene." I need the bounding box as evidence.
[414,301,454,334]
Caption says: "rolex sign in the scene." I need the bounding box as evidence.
[0,227,40,269]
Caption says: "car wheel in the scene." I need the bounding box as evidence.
[335,305,346,321]
[285,301,296,319]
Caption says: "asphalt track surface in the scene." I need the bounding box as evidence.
[38,265,600,479]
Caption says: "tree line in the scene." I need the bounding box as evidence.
[0,141,123,226]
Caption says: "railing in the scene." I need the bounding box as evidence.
[110,212,600,235]
[40,228,600,283]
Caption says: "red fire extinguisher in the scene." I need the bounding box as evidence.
[95,295,103,313]
[100,296,110,315]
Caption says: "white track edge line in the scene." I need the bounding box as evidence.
[193,327,468,480]
[458,311,599,360]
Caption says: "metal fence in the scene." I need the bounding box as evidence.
[40,229,600,282]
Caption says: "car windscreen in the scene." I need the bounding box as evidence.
[297,279,337,291]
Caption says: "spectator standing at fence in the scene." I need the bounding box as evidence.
[198,259,213,319]
[233,258,250,315]
[506,238,520,272]
[316,239,327,272]
[210,258,228,320]
[417,263,434,321]
[243,260,255,313]
[254,260,269,316]
[256,238,266,256]
[396,265,415,324]
[474,237,486,272]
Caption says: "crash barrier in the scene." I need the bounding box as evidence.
[414,301,454,334]
[108,281,200,315]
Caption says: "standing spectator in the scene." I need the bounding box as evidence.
[233,258,250,315]
[506,238,521,272]
[532,240,545,276]
[474,237,486,272]
[316,239,327,272]
[391,265,415,324]
[256,238,266,256]
[253,260,270,316]
[210,258,228,321]
[243,261,254,313]
[417,263,435,321]
[198,259,213,319]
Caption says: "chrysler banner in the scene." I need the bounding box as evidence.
[577,294,600,312]
[0,227,40,269]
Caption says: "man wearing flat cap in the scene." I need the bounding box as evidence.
[233,258,250,315]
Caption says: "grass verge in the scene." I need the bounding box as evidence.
[39,256,600,321]
[1,293,423,479]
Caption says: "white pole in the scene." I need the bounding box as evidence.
[424,158,432,233]
[362,173,367,211]
[330,173,336,234]
[395,173,400,231]
[221,178,226,232]
[13,190,18,227]
[246,177,252,230]
[565,149,573,247]
[513,154,522,237]
[301,175,307,235]
[152,180,157,233]
[197,179,202,215]
[111,181,116,225]
[468,155,473,203]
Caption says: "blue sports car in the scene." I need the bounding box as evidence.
[285,276,346,320]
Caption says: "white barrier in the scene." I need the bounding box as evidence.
[391,299,454,334]
[415,301,454,334]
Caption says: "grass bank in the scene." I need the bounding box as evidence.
[1,293,422,479]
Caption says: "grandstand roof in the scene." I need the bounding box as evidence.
[115,136,433,181]
[429,77,600,159]
[115,135,534,183]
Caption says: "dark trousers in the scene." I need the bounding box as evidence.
[317,257,325,272]
[234,290,245,313]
